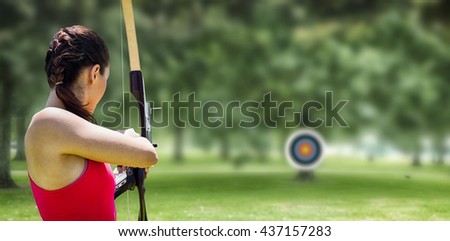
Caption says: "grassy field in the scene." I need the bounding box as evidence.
[2,155,450,220]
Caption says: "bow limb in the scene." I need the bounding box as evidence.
[121,0,150,221]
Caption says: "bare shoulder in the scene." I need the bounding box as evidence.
[29,107,79,127]
[26,107,85,150]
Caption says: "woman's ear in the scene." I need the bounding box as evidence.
[88,64,101,85]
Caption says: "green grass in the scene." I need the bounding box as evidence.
[2,155,450,220]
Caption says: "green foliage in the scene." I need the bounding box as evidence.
[2,0,450,164]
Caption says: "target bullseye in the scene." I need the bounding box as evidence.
[299,143,312,156]
[285,129,325,170]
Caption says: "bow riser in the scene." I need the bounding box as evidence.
[130,70,151,140]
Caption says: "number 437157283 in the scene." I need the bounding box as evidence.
[259,225,331,237]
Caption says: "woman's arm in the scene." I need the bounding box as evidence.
[29,107,158,168]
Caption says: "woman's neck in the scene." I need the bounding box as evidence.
[45,89,66,109]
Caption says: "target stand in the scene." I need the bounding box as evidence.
[284,129,325,182]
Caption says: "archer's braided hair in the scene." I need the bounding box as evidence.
[44,25,109,122]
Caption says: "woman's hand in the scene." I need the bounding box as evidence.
[116,128,151,177]
[115,165,150,178]
[116,128,140,137]
[123,128,140,137]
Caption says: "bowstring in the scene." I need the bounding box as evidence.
[119,0,131,221]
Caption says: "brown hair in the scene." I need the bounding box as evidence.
[44,25,109,122]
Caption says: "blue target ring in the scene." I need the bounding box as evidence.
[291,136,320,164]
[285,130,325,170]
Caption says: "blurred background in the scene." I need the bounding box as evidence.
[1,0,450,204]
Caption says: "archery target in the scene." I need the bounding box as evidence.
[285,129,325,170]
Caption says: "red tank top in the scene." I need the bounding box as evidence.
[29,160,116,221]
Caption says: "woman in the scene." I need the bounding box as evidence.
[25,25,158,221]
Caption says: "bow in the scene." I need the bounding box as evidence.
[115,0,156,221]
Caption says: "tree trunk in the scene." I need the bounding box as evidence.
[412,149,421,167]
[0,64,17,188]
[434,137,445,165]
[173,126,184,162]
[13,113,27,161]
[220,134,230,160]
